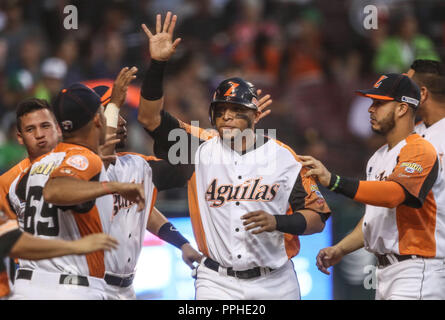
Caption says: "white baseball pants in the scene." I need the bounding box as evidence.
[195,259,300,300]
[375,257,445,300]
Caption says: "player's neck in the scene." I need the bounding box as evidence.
[229,130,256,154]
[386,121,414,150]
[423,102,445,127]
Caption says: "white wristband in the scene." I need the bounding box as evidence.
[104,103,119,128]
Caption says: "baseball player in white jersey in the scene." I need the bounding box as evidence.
[302,73,445,300]
[136,12,331,300]
[7,83,145,299]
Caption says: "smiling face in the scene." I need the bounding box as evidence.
[368,99,397,135]
[213,103,259,141]
[17,108,61,161]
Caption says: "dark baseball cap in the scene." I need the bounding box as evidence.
[53,83,102,132]
[356,73,420,108]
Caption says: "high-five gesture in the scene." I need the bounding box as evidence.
[141,12,181,61]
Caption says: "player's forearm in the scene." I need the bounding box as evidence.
[9,232,78,260]
[146,206,169,234]
[274,209,325,235]
[328,175,406,208]
[43,177,110,205]
[137,59,166,131]
[335,217,365,255]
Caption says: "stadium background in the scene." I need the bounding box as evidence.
[0,0,443,299]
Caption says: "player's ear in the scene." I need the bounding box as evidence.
[16,129,24,145]
[420,86,428,105]
[396,102,410,118]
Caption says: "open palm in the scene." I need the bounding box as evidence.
[142,12,181,61]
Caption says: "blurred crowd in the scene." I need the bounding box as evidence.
[0,0,444,194]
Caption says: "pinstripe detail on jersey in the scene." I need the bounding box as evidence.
[188,172,209,257]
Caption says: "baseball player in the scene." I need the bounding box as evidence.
[0,209,118,299]
[137,12,331,300]
[96,79,202,299]
[301,73,445,299]
[7,83,145,300]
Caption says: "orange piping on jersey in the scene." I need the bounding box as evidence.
[354,181,406,208]
[284,205,300,259]
[116,152,162,162]
[178,120,218,141]
[0,271,10,298]
[397,191,437,257]
[149,188,158,215]
[187,172,209,257]
[73,206,105,278]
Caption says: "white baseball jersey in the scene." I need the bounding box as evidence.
[147,111,331,271]
[105,153,157,275]
[8,142,114,278]
[363,134,441,257]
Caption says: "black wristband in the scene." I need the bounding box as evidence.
[157,222,189,249]
[274,212,307,235]
[327,174,360,199]
[141,59,166,101]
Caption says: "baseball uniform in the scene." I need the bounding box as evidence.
[104,152,187,299]
[146,110,331,300]
[363,133,444,299]
[8,142,113,300]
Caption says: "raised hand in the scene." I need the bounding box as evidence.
[141,12,181,62]
[110,66,138,108]
[255,89,272,122]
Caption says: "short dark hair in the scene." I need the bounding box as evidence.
[16,98,55,132]
[410,59,445,101]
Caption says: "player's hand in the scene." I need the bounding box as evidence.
[255,89,272,123]
[298,155,332,187]
[316,246,344,275]
[98,133,120,164]
[241,210,277,234]
[181,243,203,269]
[72,233,119,254]
[111,182,146,211]
[141,12,181,62]
[110,66,138,108]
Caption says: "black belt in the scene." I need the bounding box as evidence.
[375,254,417,268]
[16,269,89,287]
[104,273,134,288]
[204,257,273,280]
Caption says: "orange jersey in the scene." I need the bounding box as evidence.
[363,134,440,257]
[8,142,114,278]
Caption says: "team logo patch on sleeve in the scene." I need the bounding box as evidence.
[400,162,423,174]
[66,155,89,171]
[311,185,325,198]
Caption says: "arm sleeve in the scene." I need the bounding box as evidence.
[146,157,192,190]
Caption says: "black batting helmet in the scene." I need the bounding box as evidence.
[209,77,259,125]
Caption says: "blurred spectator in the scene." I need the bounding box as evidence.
[373,12,440,73]
[0,115,26,174]
[33,57,67,103]
[55,36,85,85]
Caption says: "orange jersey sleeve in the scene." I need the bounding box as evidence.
[387,135,438,206]
[297,166,331,215]
[50,145,103,182]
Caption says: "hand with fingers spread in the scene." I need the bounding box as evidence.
[241,210,277,234]
[72,233,119,254]
[298,155,332,187]
[316,246,345,275]
[110,66,138,108]
[255,89,273,123]
[141,12,181,62]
